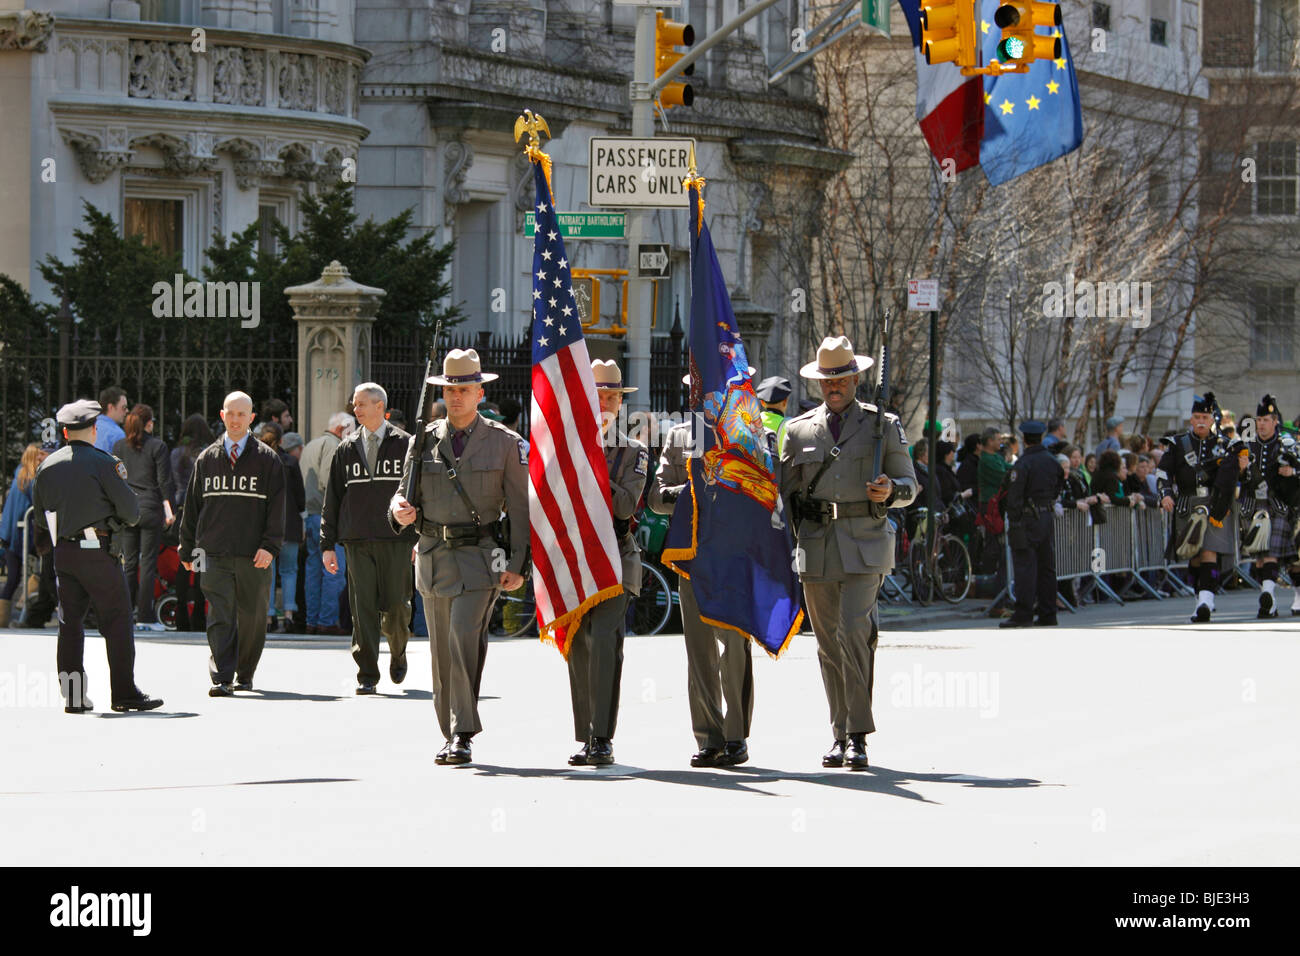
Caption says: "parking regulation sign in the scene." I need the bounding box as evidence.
[908,278,939,311]
[588,137,696,208]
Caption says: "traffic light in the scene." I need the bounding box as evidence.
[993,2,1062,65]
[655,11,695,109]
[920,0,977,67]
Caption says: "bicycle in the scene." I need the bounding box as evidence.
[490,576,537,639]
[908,500,973,604]
[628,560,674,636]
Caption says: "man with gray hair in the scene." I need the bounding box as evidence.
[301,409,354,634]
[322,383,416,693]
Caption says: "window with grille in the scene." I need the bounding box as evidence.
[1252,286,1296,364]
[1256,141,1299,216]
[1260,0,1300,72]
[1092,2,1110,30]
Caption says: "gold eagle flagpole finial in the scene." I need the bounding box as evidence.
[514,109,554,196]
[682,142,706,234]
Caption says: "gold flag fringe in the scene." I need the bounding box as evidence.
[540,582,625,660]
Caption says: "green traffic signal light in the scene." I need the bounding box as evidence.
[996,35,1026,61]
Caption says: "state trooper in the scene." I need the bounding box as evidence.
[565,360,648,767]
[1239,395,1300,618]
[30,400,163,714]
[1000,420,1064,628]
[647,368,759,769]
[1157,392,1239,623]
[389,348,529,766]
[780,336,916,770]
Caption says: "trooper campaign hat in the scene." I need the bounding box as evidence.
[426,348,498,386]
[591,359,637,393]
[682,365,755,386]
[56,399,102,429]
[799,336,874,380]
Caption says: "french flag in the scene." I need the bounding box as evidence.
[898,0,983,173]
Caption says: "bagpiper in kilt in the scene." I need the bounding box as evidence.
[1156,391,1243,624]
[1239,394,1300,618]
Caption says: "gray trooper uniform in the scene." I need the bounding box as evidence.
[391,413,529,742]
[566,434,649,746]
[649,421,754,753]
[781,400,916,744]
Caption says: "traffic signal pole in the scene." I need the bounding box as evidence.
[625,0,784,410]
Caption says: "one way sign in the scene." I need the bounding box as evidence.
[636,243,671,279]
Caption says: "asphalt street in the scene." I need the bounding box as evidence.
[2,587,1296,865]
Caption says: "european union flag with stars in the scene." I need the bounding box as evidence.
[979,0,1083,186]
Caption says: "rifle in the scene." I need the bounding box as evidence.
[406,319,443,513]
[869,310,891,518]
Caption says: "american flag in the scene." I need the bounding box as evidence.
[526,161,623,656]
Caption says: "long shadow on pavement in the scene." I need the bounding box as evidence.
[465,763,1044,803]
[238,690,344,702]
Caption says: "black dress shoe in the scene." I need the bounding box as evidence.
[444,734,473,765]
[588,737,615,766]
[435,740,451,765]
[1035,615,1059,626]
[999,617,1035,628]
[844,733,869,770]
[64,696,94,714]
[356,683,376,695]
[1191,603,1211,623]
[822,739,846,768]
[568,742,590,767]
[690,747,721,768]
[233,680,253,692]
[717,740,749,766]
[112,694,163,713]
[390,653,408,685]
[209,683,234,697]
[266,617,279,634]
[1258,593,1278,619]
[306,625,320,635]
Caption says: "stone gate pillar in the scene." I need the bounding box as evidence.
[287,260,385,439]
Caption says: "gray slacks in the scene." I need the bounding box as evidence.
[678,577,753,750]
[421,586,498,740]
[566,590,630,742]
[203,554,272,685]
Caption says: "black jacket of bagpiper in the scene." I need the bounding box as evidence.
[31,440,140,541]
[179,436,286,560]
[1244,432,1300,511]
[321,423,416,549]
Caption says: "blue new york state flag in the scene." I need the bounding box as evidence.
[661,183,803,657]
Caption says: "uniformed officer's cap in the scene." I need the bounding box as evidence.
[56,399,102,429]
[755,376,792,404]
[1018,419,1047,437]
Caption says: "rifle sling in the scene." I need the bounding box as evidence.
[437,442,484,528]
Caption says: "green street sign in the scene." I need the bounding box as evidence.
[524,212,626,239]
[862,0,891,37]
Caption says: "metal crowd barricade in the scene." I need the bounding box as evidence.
[15,506,35,618]
[1104,506,1161,599]
[1052,507,1094,612]
[1133,506,1193,596]
[1228,505,1262,590]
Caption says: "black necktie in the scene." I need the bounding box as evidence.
[451,430,467,457]
[829,412,842,442]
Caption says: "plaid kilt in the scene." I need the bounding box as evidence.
[1240,497,1297,560]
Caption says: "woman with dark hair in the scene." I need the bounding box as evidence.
[112,403,175,630]
[171,413,213,632]
[955,434,981,492]
[1092,449,1137,508]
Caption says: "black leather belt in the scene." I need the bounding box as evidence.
[420,520,482,548]
[802,497,875,520]
[60,526,111,543]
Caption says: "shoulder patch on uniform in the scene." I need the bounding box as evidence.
[1009,469,1019,482]
[517,439,528,466]
[115,461,128,480]
[634,449,649,476]
[895,418,908,444]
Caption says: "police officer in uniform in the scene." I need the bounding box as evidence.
[756,376,793,459]
[566,360,648,767]
[30,400,163,714]
[1157,392,1237,623]
[389,349,529,766]
[1239,395,1300,618]
[781,336,916,770]
[1000,420,1064,628]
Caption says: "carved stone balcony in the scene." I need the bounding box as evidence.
[47,18,368,188]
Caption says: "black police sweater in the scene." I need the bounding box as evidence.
[179,436,286,559]
[320,424,415,548]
